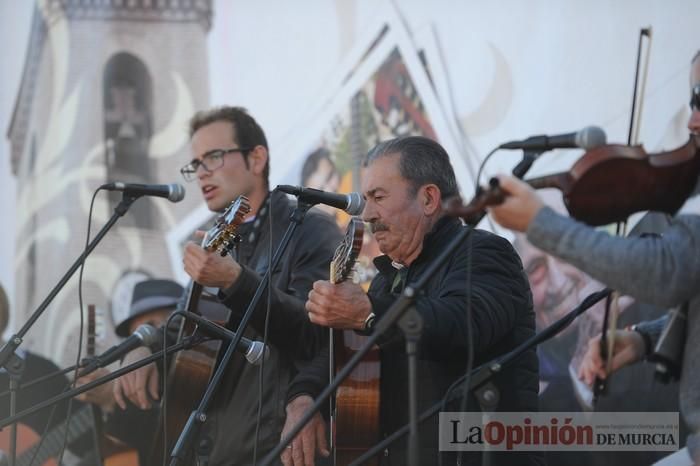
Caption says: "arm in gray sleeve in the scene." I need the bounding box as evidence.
[526,207,700,308]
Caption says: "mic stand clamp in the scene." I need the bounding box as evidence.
[397,300,423,466]
[512,149,544,179]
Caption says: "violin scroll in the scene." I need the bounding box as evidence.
[444,177,507,225]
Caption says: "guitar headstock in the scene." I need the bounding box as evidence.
[330,218,364,284]
[203,196,252,255]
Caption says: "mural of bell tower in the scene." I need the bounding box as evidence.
[7,0,213,361]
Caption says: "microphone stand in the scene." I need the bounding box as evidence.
[0,362,84,398]
[167,199,314,466]
[4,352,25,466]
[0,192,138,466]
[349,287,613,466]
[398,304,422,466]
[260,223,477,466]
[0,193,138,370]
[262,156,547,465]
[0,336,202,429]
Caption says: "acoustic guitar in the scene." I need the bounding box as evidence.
[329,218,380,466]
[85,304,140,466]
[0,307,108,466]
[0,405,96,466]
[149,196,250,465]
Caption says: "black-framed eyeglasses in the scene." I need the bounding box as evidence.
[690,84,700,112]
[180,147,251,182]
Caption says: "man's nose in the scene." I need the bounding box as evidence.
[361,201,375,223]
[688,108,700,134]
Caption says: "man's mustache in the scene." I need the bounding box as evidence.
[369,222,389,234]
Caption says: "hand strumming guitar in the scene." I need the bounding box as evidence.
[183,230,242,289]
[305,280,372,330]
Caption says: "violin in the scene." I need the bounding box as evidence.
[446,136,700,226]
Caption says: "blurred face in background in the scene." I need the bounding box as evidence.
[512,189,606,336]
[515,234,603,335]
[688,55,700,138]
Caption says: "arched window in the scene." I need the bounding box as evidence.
[103,52,154,228]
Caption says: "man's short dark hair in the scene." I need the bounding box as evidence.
[693,50,700,65]
[363,136,459,199]
[189,106,269,184]
[301,147,336,186]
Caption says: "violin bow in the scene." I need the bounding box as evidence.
[593,26,653,403]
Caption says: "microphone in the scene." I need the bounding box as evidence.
[276,185,365,215]
[500,126,607,151]
[102,182,186,203]
[179,311,269,366]
[79,324,159,376]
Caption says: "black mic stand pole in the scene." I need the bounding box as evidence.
[0,336,202,429]
[398,305,422,466]
[168,200,313,466]
[0,193,138,370]
[5,353,25,466]
[349,287,613,466]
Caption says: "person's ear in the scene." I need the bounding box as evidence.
[248,146,268,177]
[420,184,441,215]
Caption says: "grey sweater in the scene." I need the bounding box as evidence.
[527,207,700,459]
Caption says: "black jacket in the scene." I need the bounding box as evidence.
[366,217,541,465]
[273,217,542,465]
[205,190,341,466]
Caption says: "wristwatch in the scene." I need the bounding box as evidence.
[629,323,653,357]
[363,312,377,332]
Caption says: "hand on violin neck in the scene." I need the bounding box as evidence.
[488,175,544,232]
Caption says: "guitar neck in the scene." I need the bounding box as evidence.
[185,281,204,314]
[18,405,94,466]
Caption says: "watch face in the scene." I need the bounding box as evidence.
[365,313,376,331]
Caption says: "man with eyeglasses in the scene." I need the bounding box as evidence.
[489,50,700,466]
[114,106,341,466]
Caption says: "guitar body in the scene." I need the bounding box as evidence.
[329,218,381,465]
[103,449,139,466]
[0,423,57,466]
[0,406,96,466]
[149,297,229,466]
[332,331,380,466]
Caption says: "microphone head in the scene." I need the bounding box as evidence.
[168,184,186,202]
[576,126,607,150]
[345,192,366,216]
[134,324,160,346]
[246,341,270,366]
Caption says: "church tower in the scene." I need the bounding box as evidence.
[7,0,213,360]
